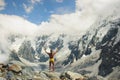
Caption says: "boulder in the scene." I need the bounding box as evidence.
[8,64,22,74]
[106,66,120,80]
[5,71,15,80]
[60,71,86,80]
[43,71,60,80]
[0,77,6,80]
[0,63,7,72]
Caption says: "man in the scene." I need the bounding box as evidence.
[44,48,58,71]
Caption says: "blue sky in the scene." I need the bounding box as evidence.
[0,0,75,24]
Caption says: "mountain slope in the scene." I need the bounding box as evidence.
[6,14,119,78]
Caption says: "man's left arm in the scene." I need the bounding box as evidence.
[54,48,58,55]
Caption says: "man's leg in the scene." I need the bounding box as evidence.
[52,62,54,71]
[49,61,51,71]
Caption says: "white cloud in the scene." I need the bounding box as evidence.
[49,7,74,14]
[23,3,34,13]
[56,0,63,3]
[0,54,9,63]
[37,0,120,35]
[0,14,38,36]
[55,7,74,14]
[0,14,39,62]
[31,0,41,4]
[0,0,6,10]
[76,0,120,15]
[37,11,95,35]
[23,0,41,13]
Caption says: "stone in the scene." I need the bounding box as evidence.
[60,71,85,80]
[8,64,22,74]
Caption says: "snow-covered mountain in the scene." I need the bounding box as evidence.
[5,13,119,79]
[64,15,120,78]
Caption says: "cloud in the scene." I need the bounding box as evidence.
[76,0,120,15]
[0,54,9,63]
[0,0,6,10]
[56,0,63,3]
[23,0,41,13]
[55,7,74,14]
[0,14,39,62]
[37,11,95,35]
[0,14,38,53]
[37,0,120,35]
[23,3,34,13]
[49,7,74,14]
[31,0,41,4]
[0,14,38,35]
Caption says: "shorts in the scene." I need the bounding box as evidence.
[49,58,54,62]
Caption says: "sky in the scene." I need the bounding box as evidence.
[0,0,75,24]
[0,0,120,35]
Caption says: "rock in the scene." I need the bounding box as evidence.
[87,76,98,80]
[0,77,6,80]
[43,71,60,80]
[0,63,7,72]
[8,64,22,74]
[66,71,84,80]
[106,66,120,80]
[5,71,15,80]
[33,76,43,80]
[51,77,60,80]
[109,74,120,80]
[0,67,5,72]
[59,75,67,80]
[87,76,104,80]
[60,71,85,80]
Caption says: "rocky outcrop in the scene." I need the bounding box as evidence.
[0,63,23,80]
[60,71,87,80]
[98,18,120,77]
[0,67,88,80]
[42,71,60,80]
[7,64,22,74]
[106,66,120,80]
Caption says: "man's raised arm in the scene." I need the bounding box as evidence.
[44,48,49,55]
[54,48,58,55]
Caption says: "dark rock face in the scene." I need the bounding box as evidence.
[49,38,64,50]
[39,54,48,62]
[62,40,80,65]
[18,40,35,62]
[35,35,49,62]
[98,27,120,76]
[101,27,118,44]
[10,50,21,61]
[36,35,49,54]
[77,18,120,77]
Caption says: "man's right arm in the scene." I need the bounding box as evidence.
[44,48,49,55]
